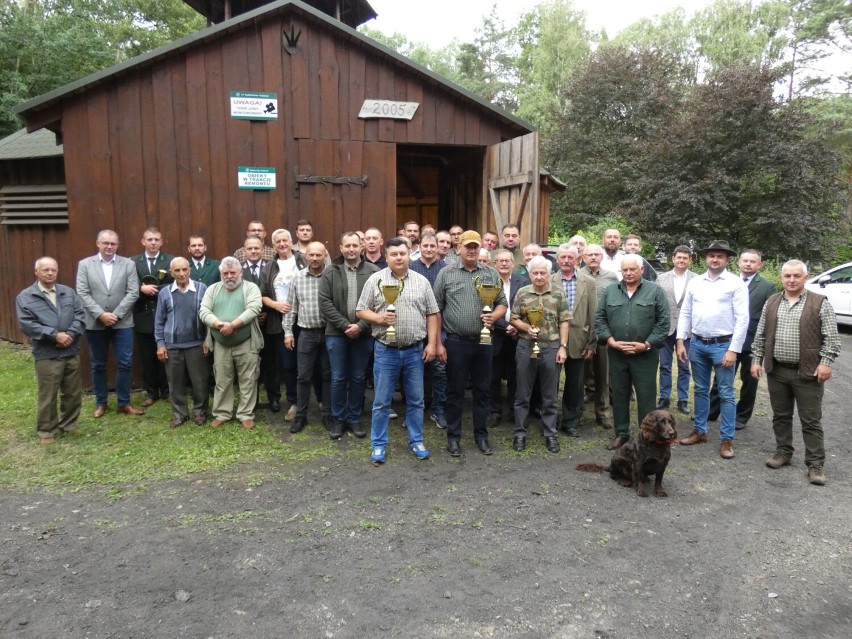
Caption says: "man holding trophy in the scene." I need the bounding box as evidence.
[510,257,570,453]
[356,237,440,465]
[433,231,507,457]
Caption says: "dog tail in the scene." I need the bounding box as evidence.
[575,463,609,473]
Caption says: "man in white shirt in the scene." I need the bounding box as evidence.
[676,240,749,459]
[600,228,624,279]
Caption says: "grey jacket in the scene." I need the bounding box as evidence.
[16,282,85,360]
[318,260,379,336]
[76,254,139,330]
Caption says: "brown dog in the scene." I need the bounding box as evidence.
[577,409,678,497]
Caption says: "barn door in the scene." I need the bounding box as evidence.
[483,132,540,244]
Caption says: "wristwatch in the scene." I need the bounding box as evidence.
[560,343,568,349]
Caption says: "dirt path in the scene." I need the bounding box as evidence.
[2,333,850,638]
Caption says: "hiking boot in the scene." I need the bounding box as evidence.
[807,465,826,486]
[766,454,791,469]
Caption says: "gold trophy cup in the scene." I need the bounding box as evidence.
[378,279,404,344]
[474,276,501,344]
[524,303,544,359]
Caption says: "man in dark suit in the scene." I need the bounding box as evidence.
[188,234,221,286]
[551,244,597,437]
[76,229,142,416]
[242,236,274,409]
[132,227,173,407]
[709,248,778,429]
[488,249,529,428]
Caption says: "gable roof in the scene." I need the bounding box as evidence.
[0,128,63,161]
[15,0,532,136]
[182,0,376,28]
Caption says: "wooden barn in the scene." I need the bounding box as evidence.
[3,0,555,343]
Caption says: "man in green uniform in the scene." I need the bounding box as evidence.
[594,254,669,450]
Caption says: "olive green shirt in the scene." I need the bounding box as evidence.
[594,280,669,347]
[511,284,571,343]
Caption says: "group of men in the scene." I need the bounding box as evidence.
[16,222,840,485]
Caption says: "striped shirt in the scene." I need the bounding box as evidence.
[677,269,749,353]
[434,262,507,339]
[283,268,326,336]
[356,268,439,346]
[751,291,840,366]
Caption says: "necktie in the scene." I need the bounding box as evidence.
[196,261,202,270]
[743,277,749,283]
[148,257,155,274]
[251,264,258,279]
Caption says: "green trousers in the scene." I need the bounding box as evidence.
[608,348,658,437]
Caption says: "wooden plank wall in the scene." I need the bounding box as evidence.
[0,157,67,342]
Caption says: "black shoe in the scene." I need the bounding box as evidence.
[512,435,526,451]
[447,440,461,457]
[676,400,690,414]
[348,421,367,438]
[486,413,501,429]
[269,399,281,412]
[607,435,629,450]
[655,398,670,410]
[545,436,560,453]
[565,427,580,438]
[735,421,747,431]
[329,419,344,440]
[289,417,306,434]
[476,438,493,455]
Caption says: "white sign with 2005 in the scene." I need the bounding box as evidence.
[358,100,419,121]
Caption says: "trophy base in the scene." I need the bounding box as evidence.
[479,327,492,345]
[531,343,541,359]
[386,327,397,344]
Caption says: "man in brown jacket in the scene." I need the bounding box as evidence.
[751,260,840,486]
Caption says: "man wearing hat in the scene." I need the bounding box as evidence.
[434,230,507,456]
[676,240,749,459]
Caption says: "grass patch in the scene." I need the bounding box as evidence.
[0,342,347,490]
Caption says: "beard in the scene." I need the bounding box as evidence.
[223,277,242,291]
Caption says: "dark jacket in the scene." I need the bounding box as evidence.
[190,258,221,286]
[132,252,174,334]
[319,260,380,336]
[743,274,778,352]
[16,283,85,360]
[595,280,670,348]
[259,253,308,334]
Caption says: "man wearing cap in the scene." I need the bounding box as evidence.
[434,230,507,456]
[677,240,749,459]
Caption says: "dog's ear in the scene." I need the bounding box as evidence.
[669,412,679,439]
[640,413,657,441]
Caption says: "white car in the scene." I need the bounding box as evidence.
[806,262,852,327]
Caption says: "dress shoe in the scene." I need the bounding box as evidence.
[655,398,670,410]
[210,419,226,428]
[193,414,206,425]
[766,453,791,469]
[486,413,501,429]
[476,438,493,455]
[93,405,107,418]
[65,426,83,436]
[117,405,144,415]
[545,436,560,453]
[289,417,306,434]
[735,421,747,431]
[348,421,367,438]
[170,417,187,428]
[447,440,461,457]
[40,435,55,445]
[562,425,580,437]
[269,399,281,412]
[241,419,255,430]
[679,430,708,445]
[720,440,735,459]
[512,434,526,451]
[607,435,629,450]
[676,400,690,414]
[142,398,156,408]
[329,419,343,440]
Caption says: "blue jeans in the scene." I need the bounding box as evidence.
[659,333,691,402]
[689,338,736,440]
[326,333,373,423]
[86,327,134,407]
[370,341,425,449]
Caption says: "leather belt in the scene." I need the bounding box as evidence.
[380,340,422,350]
[693,334,732,344]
